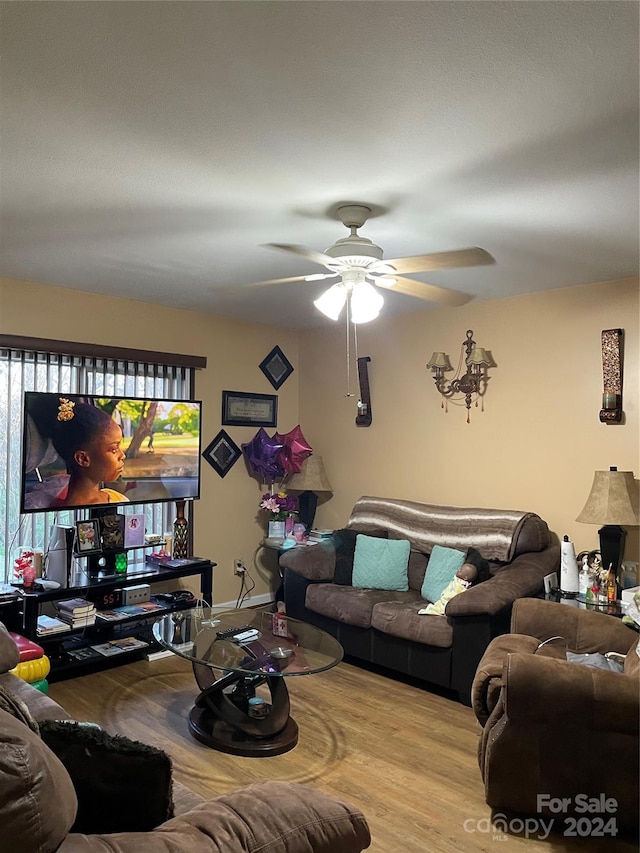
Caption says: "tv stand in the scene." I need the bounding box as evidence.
[12,557,215,681]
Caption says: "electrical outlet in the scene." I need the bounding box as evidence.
[234,559,246,575]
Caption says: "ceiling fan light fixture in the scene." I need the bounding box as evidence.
[314,283,347,321]
[350,281,384,324]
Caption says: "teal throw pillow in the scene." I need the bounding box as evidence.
[421,544,467,603]
[352,535,410,591]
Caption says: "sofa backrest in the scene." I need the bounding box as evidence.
[347,496,550,562]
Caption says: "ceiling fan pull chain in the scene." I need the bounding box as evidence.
[345,297,354,398]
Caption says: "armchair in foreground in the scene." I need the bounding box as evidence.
[472,598,639,836]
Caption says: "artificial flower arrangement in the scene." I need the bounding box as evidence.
[260,491,297,521]
[13,548,36,587]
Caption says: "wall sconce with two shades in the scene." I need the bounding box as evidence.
[426,329,495,423]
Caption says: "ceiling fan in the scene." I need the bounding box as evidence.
[245,203,495,323]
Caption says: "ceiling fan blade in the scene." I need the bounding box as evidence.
[383,247,494,275]
[375,275,473,308]
[213,271,340,293]
[263,242,338,268]
[213,274,311,292]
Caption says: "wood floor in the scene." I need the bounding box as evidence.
[49,657,636,853]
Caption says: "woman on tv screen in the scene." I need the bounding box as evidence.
[31,396,129,508]
[22,393,202,513]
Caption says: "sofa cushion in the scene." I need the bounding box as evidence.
[332,527,388,585]
[0,708,77,853]
[39,719,175,833]
[352,535,410,591]
[306,584,412,628]
[421,544,467,603]
[407,550,429,591]
[371,599,454,648]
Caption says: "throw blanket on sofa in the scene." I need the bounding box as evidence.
[347,496,540,562]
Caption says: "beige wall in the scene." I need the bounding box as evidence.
[2,274,639,602]
[1,277,300,604]
[300,277,639,564]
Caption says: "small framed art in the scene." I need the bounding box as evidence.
[202,429,242,478]
[259,346,294,390]
[221,390,278,427]
[75,519,102,555]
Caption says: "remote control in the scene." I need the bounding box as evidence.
[233,629,260,644]
[216,624,253,640]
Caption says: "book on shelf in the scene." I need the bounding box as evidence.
[57,613,97,627]
[37,615,71,635]
[90,636,149,657]
[96,602,164,622]
[0,583,20,601]
[57,597,95,615]
[66,646,103,662]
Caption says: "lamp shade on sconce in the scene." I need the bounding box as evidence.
[576,467,640,575]
[466,347,491,367]
[426,352,453,371]
[287,455,333,533]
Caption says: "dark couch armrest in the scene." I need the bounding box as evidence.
[510,597,637,654]
[503,652,639,736]
[279,541,336,581]
[59,781,371,853]
[444,545,560,617]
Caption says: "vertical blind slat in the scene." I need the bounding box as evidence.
[1,350,193,581]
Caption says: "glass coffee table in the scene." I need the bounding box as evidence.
[153,607,343,756]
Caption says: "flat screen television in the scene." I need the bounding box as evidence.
[20,392,202,514]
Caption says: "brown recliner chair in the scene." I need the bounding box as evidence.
[471,598,639,835]
[0,623,371,853]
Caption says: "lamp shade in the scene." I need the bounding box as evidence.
[350,281,383,324]
[314,284,347,321]
[466,346,491,366]
[286,455,333,493]
[576,469,640,525]
[426,352,453,371]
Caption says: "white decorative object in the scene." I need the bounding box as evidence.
[268,521,285,540]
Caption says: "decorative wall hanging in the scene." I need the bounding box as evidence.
[259,346,294,390]
[221,390,278,427]
[599,329,623,423]
[356,356,372,427]
[202,429,241,478]
[426,329,495,423]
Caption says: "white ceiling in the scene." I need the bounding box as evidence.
[1,1,638,329]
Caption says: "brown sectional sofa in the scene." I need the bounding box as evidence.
[281,496,560,704]
[0,623,371,853]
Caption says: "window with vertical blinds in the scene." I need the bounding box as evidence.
[0,342,198,582]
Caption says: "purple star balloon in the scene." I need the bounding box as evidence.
[242,428,285,482]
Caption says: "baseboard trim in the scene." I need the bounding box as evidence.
[215,592,274,610]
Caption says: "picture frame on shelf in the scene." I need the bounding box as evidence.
[259,345,294,390]
[75,519,102,555]
[221,390,278,427]
[202,429,242,478]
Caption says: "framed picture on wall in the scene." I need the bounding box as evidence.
[259,346,294,390]
[221,390,278,427]
[202,429,242,478]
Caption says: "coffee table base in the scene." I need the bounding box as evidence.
[188,707,299,756]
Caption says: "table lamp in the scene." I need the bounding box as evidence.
[576,467,639,575]
[286,455,333,533]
